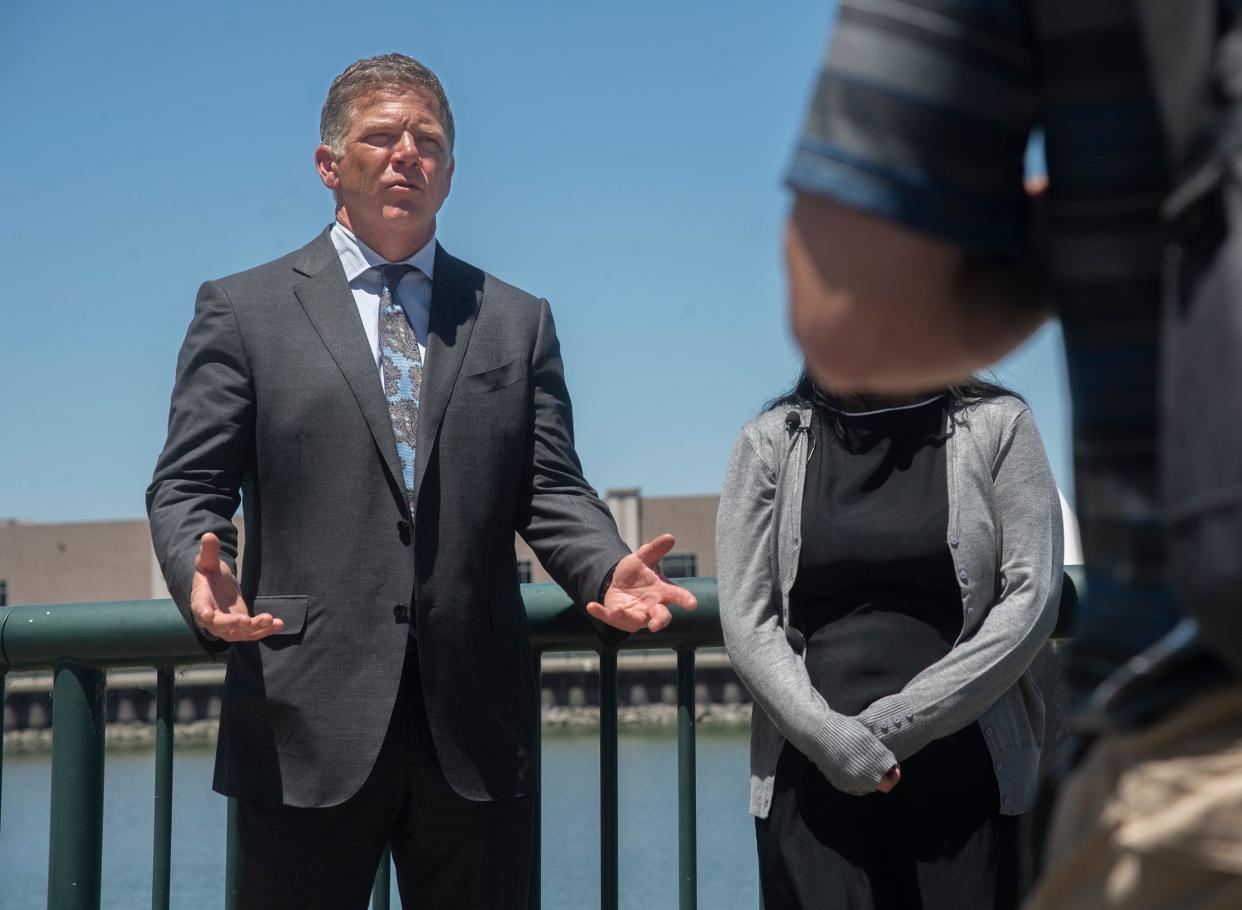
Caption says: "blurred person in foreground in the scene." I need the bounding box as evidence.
[147,53,695,909]
[718,374,1061,908]
[781,2,1242,907]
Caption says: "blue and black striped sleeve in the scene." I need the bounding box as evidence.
[788,0,1038,257]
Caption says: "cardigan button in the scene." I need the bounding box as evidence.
[949,536,960,548]
[393,603,410,622]
[958,568,969,583]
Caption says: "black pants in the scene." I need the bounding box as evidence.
[756,723,1019,910]
[236,642,534,910]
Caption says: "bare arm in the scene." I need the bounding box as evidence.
[786,186,1050,394]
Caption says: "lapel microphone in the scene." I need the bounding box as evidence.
[785,411,804,433]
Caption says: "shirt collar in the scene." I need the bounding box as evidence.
[330,221,437,284]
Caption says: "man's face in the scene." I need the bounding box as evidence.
[315,88,454,256]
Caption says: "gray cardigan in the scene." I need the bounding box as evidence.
[717,395,1062,818]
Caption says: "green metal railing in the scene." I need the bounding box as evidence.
[0,577,725,910]
[0,569,1083,910]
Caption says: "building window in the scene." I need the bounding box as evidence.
[516,560,533,584]
[661,553,697,579]
[0,579,6,606]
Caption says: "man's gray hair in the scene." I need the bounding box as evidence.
[320,54,455,155]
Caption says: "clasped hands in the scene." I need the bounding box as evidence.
[190,531,697,643]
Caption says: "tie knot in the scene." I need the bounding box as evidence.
[376,263,416,296]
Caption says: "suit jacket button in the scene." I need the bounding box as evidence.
[397,520,411,544]
[393,604,410,622]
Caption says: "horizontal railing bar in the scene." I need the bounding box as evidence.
[0,569,1083,673]
[0,578,725,672]
[1,601,215,672]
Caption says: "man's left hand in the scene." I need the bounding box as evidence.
[586,534,698,633]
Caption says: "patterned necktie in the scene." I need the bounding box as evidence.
[377,264,421,499]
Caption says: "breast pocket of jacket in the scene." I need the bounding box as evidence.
[460,358,528,396]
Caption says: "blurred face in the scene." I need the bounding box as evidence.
[315,88,454,259]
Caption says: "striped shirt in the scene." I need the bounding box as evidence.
[788,0,1178,699]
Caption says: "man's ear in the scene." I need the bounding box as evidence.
[314,144,340,190]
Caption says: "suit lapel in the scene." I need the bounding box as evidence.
[292,228,406,495]
[415,244,483,498]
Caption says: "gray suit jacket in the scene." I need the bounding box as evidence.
[148,227,629,808]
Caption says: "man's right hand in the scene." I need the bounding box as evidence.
[190,532,283,642]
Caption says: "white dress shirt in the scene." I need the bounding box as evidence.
[330,222,436,379]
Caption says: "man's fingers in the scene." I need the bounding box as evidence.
[659,583,698,611]
[235,621,284,641]
[199,612,285,641]
[586,601,645,633]
[196,532,221,574]
[631,534,676,568]
[645,604,672,633]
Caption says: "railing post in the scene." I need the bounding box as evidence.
[47,660,106,910]
[529,650,543,910]
[225,797,239,910]
[371,846,391,909]
[151,668,175,910]
[599,648,619,910]
[676,648,698,910]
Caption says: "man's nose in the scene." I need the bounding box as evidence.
[391,132,420,164]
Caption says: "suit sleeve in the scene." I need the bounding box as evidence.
[146,280,254,652]
[515,298,630,606]
[856,409,1062,760]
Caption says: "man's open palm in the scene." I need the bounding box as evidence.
[190,533,283,642]
[586,534,698,633]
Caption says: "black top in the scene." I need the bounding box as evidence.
[790,394,962,717]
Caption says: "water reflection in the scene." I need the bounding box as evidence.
[0,728,758,909]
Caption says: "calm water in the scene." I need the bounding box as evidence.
[0,728,759,909]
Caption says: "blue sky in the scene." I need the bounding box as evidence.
[0,0,1069,523]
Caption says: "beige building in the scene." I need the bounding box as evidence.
[0,490,718,608]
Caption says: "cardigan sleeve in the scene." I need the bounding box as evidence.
[856,408,1062,761]
[718,423,897,795]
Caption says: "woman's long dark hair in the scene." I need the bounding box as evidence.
[763,371,1021,440]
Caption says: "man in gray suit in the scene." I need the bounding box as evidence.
[147,53,696,909]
